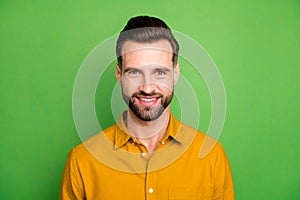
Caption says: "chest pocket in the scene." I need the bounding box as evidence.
[168,185,213,200]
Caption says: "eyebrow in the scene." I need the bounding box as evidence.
[154,67,171,72]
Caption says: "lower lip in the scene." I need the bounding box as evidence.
[136,97,160,106]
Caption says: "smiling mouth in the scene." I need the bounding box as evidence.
[135,96,160,106]
[139,97,157,102]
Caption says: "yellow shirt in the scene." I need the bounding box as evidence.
[60,113,234,200]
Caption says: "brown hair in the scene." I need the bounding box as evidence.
[116,16,179,68]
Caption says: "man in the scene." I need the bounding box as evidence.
[60,16,234,200]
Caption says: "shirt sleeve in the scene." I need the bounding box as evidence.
[212,143,235,200]
[59,149,85,200]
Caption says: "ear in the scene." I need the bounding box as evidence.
[173,63,180,85]
[116,63,121,82]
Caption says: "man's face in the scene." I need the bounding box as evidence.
[116,40,180,121]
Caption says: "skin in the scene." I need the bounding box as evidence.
[116,39,180,153]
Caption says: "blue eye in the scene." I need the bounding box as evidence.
[128,69,140,75]
[155,71,166,76]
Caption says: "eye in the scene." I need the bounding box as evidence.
[127,69,140,75]
[155,70,166,76]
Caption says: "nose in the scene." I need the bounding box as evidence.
[139,74,156,94]
[139,83,155,94]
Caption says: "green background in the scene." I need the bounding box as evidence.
[1,0,299,199]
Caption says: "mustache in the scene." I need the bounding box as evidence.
[131,91,163,97]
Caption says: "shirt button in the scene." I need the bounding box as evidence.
[131,142,135,145]
[161,141,165,145]
[148,188,154,194]
[141,152,146,157]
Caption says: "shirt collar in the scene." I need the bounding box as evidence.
[113,112,184,149]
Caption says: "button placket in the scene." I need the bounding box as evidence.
[145,158,157,199]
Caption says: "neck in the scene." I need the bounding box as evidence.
[125,108,170,153]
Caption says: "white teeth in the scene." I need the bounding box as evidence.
[140,98,156,102]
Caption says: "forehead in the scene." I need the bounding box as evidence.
[121,40,173,67]
[122,39,173,53]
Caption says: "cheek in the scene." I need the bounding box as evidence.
[156,83,174,96]
[121,79,140,95]
[162,87,174,95]
[156,79,174,91]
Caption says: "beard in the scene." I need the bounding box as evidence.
[122,90,173,121]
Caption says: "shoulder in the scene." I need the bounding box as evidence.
[68,124,117,160]
[179,121,226,159]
